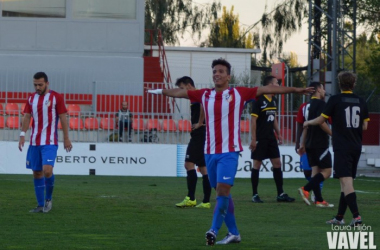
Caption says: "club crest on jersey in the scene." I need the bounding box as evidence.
[225,94,233,102]
[45,100,51,107]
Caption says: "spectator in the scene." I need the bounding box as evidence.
[116,101,133,142]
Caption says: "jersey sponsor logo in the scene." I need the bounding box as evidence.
[261,101,268,109]
[47,159,54,162]
[223,176,231,180]
[267,115,275,122]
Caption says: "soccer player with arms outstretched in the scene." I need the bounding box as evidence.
[304,72,369,226]
[148,58,313,245]
[19,72,72,213]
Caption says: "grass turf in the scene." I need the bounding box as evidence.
[0,175,379,250]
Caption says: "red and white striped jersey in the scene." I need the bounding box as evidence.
[296,102,308,124]
[23,90,67,146]
[188,87,258,154]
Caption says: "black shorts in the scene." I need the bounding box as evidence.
[251,139,280,161]
[185,132,206,167]
[305,148,332,169]
[333,149,361,179]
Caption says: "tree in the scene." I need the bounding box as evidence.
[204,6,255,48]
[145,0,221,45]
[257,0,380,62]
[260,0,308,62]
[348,33,380,111]
[346,0,380,33]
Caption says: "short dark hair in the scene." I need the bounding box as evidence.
[34,72,48,82]
[338,71,356,91]
[175,76,194,87]
[211,58,231,75]
[308,81,322,93]
[263,76,277,86]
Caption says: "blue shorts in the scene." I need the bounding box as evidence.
[26,145,58,171]
[300,153,311,171]
[205,152,239,188]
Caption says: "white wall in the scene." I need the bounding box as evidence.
[0,0,145,95]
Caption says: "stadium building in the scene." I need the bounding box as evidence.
[0,0,378,176]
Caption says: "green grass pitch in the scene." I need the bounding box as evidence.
[0,175,379,249]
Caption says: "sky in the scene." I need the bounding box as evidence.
[181,0,309,65]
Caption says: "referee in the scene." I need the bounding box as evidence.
[249,76,295,203]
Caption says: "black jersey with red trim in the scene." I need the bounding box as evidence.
[305,98,329,149]
[322,92,369,151]
[251,95,277,140]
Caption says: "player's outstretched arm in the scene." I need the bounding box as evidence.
[147,88,189,99]
[256,85,314,97]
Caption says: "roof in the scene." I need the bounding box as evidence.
[145,45,261,54]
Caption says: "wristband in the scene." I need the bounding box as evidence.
[20,131,26,137]
[147,89,163,95]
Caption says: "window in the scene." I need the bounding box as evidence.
[2,0,66,18]
[72,0,136,20]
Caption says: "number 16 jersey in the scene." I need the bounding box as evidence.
[321,92,370,151]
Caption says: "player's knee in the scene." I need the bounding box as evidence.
[33,171,43,179]
[253,161,262,170]
[216,183,231,196]
[184,162,195,171]
[321,169,331,179]
[272,161,282,168]
[199,167,207,175]
[43,166,53,178]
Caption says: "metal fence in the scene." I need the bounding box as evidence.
[1,71,378,146]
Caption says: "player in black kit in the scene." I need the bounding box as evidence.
[298,82,333,207]
[304,72,369,226]
[249,76,295,203]
[175,76,212,208]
